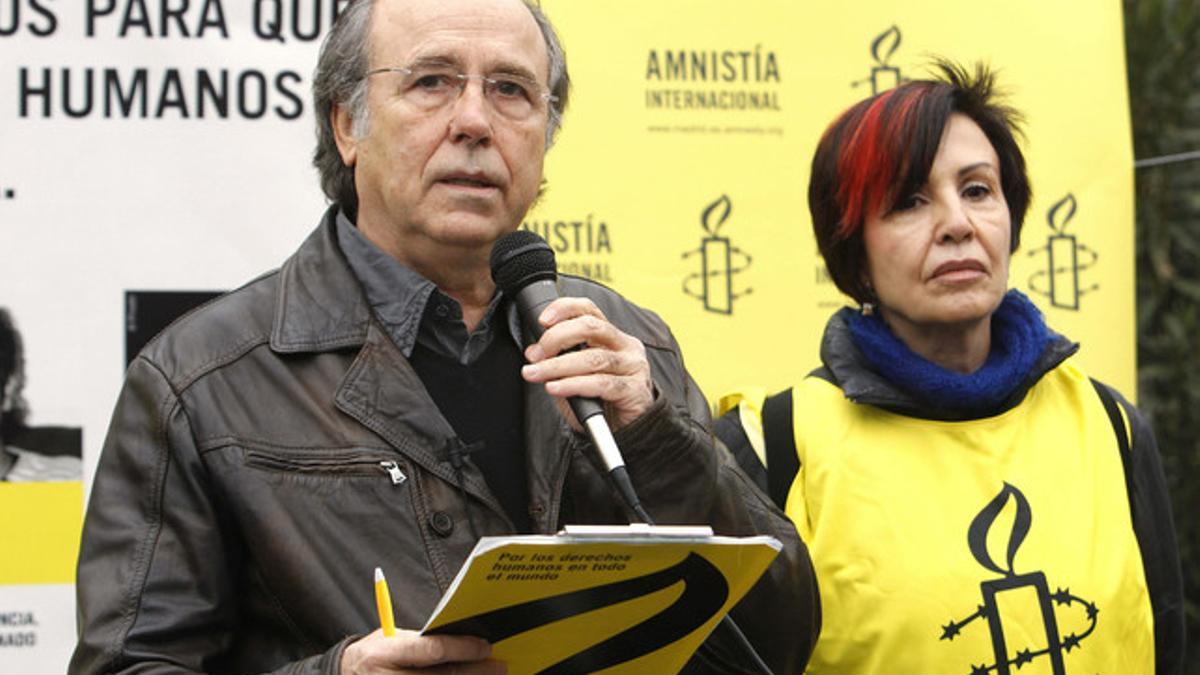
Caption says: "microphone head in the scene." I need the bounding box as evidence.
[490,230,557,295]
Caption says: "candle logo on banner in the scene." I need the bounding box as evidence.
[681,195,753,315]
[940,483,1098,675]
[1026,194,1099,310]
[852,25,908,94]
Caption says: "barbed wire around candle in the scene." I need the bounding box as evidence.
[1027,193,1099,311]
[940,483,1098,675]
[682,194,753,315]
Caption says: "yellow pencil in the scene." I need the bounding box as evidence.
[374,567,396,637]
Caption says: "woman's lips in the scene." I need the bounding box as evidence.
[931,259,986,282]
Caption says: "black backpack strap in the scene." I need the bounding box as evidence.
[762,387,799,510]
[1091,378,1136,521]
[714,408,769,494]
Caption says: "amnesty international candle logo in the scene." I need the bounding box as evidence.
[1026,194,1098,311]
[681,195,753,315]
[852,25,908,94]
[940,484,1098,675]
[520,215,613,283]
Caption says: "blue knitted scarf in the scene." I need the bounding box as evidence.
[846,290,1052,412]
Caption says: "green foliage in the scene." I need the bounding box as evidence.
[1125,0,1200,668]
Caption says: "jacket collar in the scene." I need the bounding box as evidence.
[269,207,499,500]
[270,206,373,354]
[267,206,572,531]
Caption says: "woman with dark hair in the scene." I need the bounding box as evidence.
[717,62,1184,672]
[0,308,81,482]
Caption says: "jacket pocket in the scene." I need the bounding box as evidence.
[243,448,408,486]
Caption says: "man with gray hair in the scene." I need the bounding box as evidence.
[71,1,817,673]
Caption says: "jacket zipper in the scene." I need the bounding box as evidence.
[379,460,406,485]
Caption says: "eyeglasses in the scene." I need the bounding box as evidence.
[363,65,557,121]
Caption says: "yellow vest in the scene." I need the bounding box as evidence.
[780,358,1155,673]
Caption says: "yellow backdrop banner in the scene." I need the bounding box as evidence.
[534,0,1134,402]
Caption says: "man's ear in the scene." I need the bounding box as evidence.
[331,103,358,167]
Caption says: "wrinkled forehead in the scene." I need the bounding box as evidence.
[369,0,550,81]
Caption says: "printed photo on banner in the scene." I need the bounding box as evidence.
[124,290,225,366]
[1,308,81,483]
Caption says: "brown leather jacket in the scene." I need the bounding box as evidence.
[70,208,817,674]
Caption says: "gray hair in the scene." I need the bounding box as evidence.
[311,0,571,215]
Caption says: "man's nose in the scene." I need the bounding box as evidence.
[448,80,493,147]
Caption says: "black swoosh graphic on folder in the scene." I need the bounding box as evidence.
[428,552,730,674]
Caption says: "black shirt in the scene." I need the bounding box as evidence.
[336,211,531,532]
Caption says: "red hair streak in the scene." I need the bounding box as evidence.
[833,85,927,240]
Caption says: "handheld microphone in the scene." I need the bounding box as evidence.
[490,230,774,675]
[490,230,648,523]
